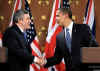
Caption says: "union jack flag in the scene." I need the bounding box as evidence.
[45,0,70,71]
[83,0,95,36]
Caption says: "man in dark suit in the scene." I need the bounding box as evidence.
[41,8,99,71]
[2,9,42,71]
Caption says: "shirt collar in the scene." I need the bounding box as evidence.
[64,21,73,38]
[64,21,73,32]
[17,25,24,33]
[67,21,73,31]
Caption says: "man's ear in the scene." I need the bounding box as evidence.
[18,19,23,24]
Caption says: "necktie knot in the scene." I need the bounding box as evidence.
[66,28,69,32]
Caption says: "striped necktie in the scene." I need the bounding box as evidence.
[66,28,71,52]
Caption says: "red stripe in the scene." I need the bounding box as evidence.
[0,33,2,38]
[61,0,63,8]
[55,62,66,71]
[31,64,40,71]
[31,49,38,57]
[33,40,41,51]
[52,0,59,28]
[31,64,48,71]
[31,40,41,57]
[15,0,20,12]
[45,26,62,58]
[86,0,92,24]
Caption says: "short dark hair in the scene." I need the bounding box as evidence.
[58,8,72,19]
[13,9,29,23]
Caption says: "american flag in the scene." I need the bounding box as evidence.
[62,0,70,8]
[24,0,48,71]
[83,0,95,36]
[44,0,70,71]
[24,0,36,44]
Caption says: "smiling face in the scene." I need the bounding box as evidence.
[22,14,31,30]
[18,13,31,30]
[56,9,72,28]
[56,10,69,26]
[56,10,64,26]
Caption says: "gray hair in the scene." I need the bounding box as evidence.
[13,9,29,23]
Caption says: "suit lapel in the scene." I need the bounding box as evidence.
[13,25,27,48]
[71,24,78,51]
[61,29,70,53]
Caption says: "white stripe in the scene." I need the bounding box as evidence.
[34,36,39,42]
[88,0,94,30]
[30,64,40,71]
[62,58,65,64]
[83,0,94,30]
[31,36,42,57]
[48,66,58,71]
[18,0,22,10]
[9,0,22,27]
[0,39,2,47]
[48,0,56,32]
[30,65,35,71]
[31,42,42,57]
[48,0,61,32]
[46,24,59,43]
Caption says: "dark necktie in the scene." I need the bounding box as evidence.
[66,29,71,52]
[23,32,27,41]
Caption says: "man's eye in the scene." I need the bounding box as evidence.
[56,15,59,17]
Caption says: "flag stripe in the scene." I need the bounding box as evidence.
[84,0,95,36]
[15,0,20,11]
[9,0,22,26]
[52,0,59,28]
[48,0,61,32]
[0,33,2,47]
[48,0,57,32]
[31,38,42,57]
[45,0,66,71]
[86,0,92,24]
[87,0,94,29]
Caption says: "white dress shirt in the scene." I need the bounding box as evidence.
[64,21,73,39]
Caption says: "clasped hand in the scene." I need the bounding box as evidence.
[35,57,47,67]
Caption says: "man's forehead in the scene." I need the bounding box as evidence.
[24,13,29,16]
[56,10,61,14]
[56,10,60,13]
[24,14,30,17]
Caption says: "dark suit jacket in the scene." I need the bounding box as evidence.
[3,24,34,71]
[44,24,98,71]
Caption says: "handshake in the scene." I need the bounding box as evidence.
[34,56,47,67]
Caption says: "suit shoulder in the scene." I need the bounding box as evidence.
[75,23,88,27]
[74,24,89,30]
[4,26,16,36]
[56,30,63,39]
[3,26,18,41]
